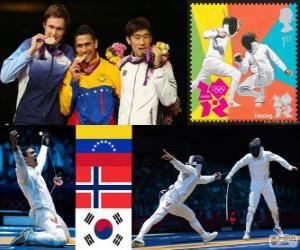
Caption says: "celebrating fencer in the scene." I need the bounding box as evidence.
[9,130,70,247]
[191,16,242,107]
[132,149,221,247]
[225,138,298,240]
[235,32,292,106]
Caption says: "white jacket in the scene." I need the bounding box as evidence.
[168,159,216,203]
[227,148,293,189]
[14,146,57,215]
[239,42,287,75]
[203,25,231,61]
[118,58,177,125]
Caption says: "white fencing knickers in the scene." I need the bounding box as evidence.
[236,70,274,103]
[191,57,241,104]
[245,178,280,233]
[136,189,206,240]
[26,208,69,247]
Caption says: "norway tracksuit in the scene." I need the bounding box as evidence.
[0,38,74,124]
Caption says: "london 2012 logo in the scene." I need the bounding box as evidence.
[197,78,229,117]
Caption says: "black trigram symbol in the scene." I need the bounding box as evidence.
[84,234,95,246]
[113,234,123,246]
[84,213,95,225]
[113,213,123,225]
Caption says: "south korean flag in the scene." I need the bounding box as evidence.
[76,209,131,250]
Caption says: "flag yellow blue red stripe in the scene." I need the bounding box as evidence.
[76,139,132,153]
[76,125,132,139]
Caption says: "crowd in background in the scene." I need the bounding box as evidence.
[0,128,75,226]
[133,153,300,234]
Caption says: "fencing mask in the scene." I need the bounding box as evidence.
[187,155,204,165]
[187,155,204,174]
[223,16,239,36]
[241,32,257,52]
[248,138,262,158]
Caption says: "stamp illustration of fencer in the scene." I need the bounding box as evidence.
[190,3,298,122]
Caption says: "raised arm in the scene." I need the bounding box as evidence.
[203,27,228,39]
[36,146,48,174]
[10,131,29,185]
[162,149,194,174]
[36,133,50,173]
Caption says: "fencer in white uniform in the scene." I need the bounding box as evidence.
[225,138,298,240]
[9,131,70,247]
[192,16,241,107]
[132,150,221,247]
[235,32,292,106]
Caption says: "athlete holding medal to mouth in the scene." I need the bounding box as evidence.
[0,4,74,125]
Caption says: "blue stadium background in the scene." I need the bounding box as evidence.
[132,125,300,234]
[0,126,75,227]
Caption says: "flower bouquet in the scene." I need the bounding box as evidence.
[145,41,170,68]
[105,42,127,66]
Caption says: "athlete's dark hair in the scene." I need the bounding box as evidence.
[223,16,238,35]
[241,32,257,51]
[125,17,152,37]
[20,146,31,157]
[74,24,97,40]
[44,4,71,30]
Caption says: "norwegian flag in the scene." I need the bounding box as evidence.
[76,126,132,250]
[76,161,131,208]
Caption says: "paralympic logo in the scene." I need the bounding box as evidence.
[197,78,229,117]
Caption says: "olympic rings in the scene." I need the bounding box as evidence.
[211,85,226,93]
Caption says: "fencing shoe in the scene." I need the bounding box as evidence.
[10,229,31,246]
[273,227,284,237]
[203,231,218,243]
[132,237,145,247]
[243,232,251,240]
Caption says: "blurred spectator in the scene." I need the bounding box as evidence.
[133,153,300,233]
[0,128,75,226]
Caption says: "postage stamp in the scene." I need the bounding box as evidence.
[190,2,298,122]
